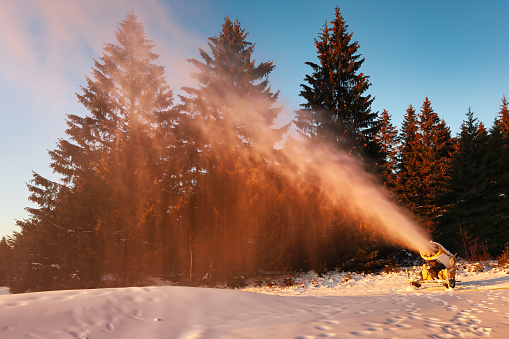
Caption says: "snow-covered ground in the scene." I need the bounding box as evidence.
[1,263,509,338]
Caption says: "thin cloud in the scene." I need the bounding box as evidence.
[0,0,203,115]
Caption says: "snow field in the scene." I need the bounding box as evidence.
[0,263,508,338]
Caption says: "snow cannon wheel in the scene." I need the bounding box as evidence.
[448,278,455,289]
[411,281,421,288]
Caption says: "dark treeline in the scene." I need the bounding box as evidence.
[1,7,508,293]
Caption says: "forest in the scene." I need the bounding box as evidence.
[0,6,508,293]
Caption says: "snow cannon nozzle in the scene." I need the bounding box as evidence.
[419,241,456,269]
[417,240,438,257]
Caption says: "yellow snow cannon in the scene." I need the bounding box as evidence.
[407,241,457,289]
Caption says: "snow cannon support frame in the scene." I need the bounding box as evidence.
[407,241,457,289]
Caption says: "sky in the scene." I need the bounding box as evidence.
[1,0,508,238]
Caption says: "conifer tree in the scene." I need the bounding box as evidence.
[482,96,509,253]
[0,237,11,286]
[396,105,420,211]
[180,17,283,284]
[297,5,380,165]
[295,6,392,270]
[435,108,490,255]
[72,11,176,285]
[12,172,75,291]
[10,12,176,291]
[415,97,453,232]
[496,96,509,136]
[183,16,280,149]
[373,109,399,190]
[395,99,453,232]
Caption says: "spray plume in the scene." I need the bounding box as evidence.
[191,90,434,255]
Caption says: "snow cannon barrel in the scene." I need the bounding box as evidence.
[420,241,456,269]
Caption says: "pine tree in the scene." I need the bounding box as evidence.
[183,16,280,150]
[12,172,74,292]
[396,105,421,212]
[435,108,490,255]
[395,99,453,232]
[72,11,177,286]
[297,5,380,165]
[411,97,453,231]
[496,95,509,136]
[482,96,509,253]
[373,109,399,190]
[295,5,393,270]
[180,17,283,284]
[10,12,176,291]
[0,237,11,286]
[415,97,453,232]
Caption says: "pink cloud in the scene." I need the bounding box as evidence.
[0,0,204,116]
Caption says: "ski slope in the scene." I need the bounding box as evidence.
[1,263,508,338]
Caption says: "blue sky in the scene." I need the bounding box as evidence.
[1,0,508,238]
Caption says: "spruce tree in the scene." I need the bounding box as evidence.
[396,105,421,212]
[496,96,509,135]
[435,108,491,256]
[482,96,509,253]
[297,5,380,165]
[71,11,176,286]
[183,16,280,148]
[12,172,75,292]
[180,17,283,284]
[415,97,453,232]
[373,109,399,190]
[295,5,393,270]
[395,99,453,232]
[400,97,453,231]
[0,237,11,286]
[10,12,176,291]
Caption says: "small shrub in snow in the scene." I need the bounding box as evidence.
[383,264,400,274]
[226,276,247,289]
[282,276,295,287]
[497,244,509,267]
[265,278,275,288]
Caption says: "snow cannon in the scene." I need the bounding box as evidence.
[407,241,457,289]
[420,242,456,269]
